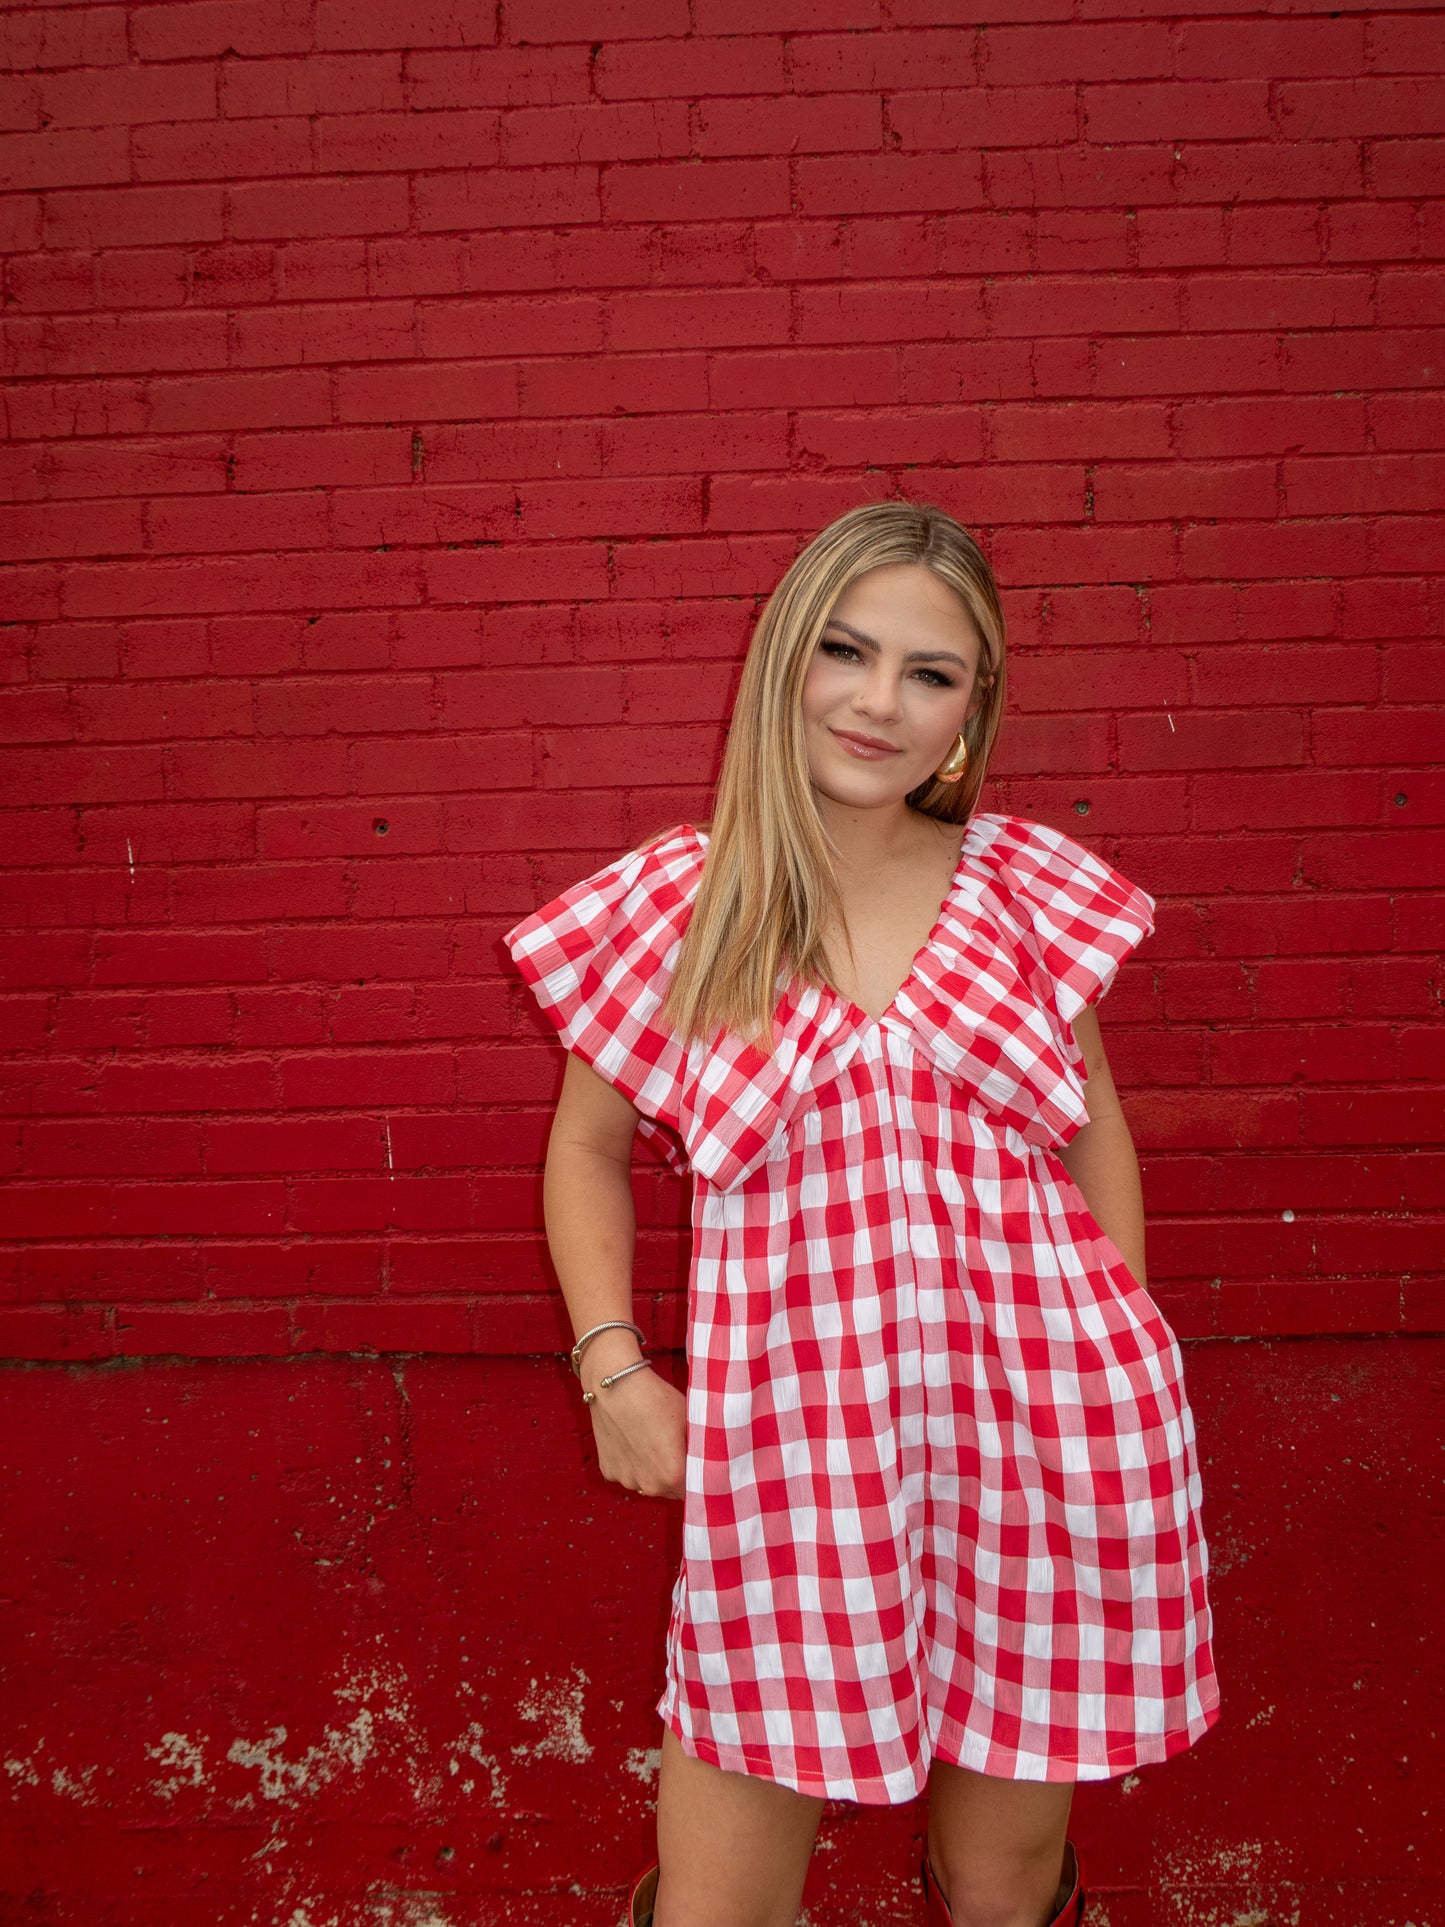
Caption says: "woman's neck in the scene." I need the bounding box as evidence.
[815,797,946,878]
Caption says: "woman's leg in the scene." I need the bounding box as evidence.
[651,1727,825,1927]
[925,1760,1076,1927]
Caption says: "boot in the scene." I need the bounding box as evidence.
[628,1862,660,1926]
[921,1838,1086,1926]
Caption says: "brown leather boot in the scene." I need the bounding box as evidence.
[628,1862,659,1926]
[921,1838,1086,1925]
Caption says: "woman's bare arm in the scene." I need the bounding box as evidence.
[542,1051,687,1499]
[1053,1002,1147,1289]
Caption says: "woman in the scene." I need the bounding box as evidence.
[504,502,1220,1927]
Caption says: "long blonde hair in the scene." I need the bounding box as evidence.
[658,500,1008,1051]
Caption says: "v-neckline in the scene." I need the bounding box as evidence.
[684,818,980,1032]
[824,822,978,1029]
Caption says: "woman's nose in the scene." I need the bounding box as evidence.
[853,663,901,718]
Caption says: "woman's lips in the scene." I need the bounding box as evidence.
[831,727,903,760]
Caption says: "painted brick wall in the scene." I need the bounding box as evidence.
[1,2,1441,1922]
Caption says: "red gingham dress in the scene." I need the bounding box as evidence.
[505,813,1221,1803]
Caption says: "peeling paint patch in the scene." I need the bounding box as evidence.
[3,1744,99,1803]
[50,1764,98,1803]
[624,1746,662,1784]
[447,1721,508,1807]
[3,1753,41,1788]
[269,1892,455,1927]
[146,1730,208,1801]
[513,1666,593,1763]
[363,1901,456,1926]
[228,1653,438,1811]
[229,1711,377,1802]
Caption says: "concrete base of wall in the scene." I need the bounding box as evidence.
[2,1337,1437,1925]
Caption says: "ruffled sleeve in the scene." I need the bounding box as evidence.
[976,815,1156,1074]
[502,829,705,1167]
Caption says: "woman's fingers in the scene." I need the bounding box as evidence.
[589,1370,687,1499]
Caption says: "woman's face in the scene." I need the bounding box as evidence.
[799,561,990,812]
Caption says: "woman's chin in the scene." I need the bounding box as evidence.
[807,761,927,811]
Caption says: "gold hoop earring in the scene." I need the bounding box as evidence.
[934,731,970,784]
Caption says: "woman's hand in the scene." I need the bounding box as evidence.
[582,1351,687,1501]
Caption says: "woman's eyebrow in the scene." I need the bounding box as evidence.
[823,616,973,670]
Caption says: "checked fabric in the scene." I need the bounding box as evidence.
[505,814,1220,1803]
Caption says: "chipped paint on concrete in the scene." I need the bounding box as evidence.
[229,1652,443,1810]
[278,1900,456,1927]
[1155,1838,1294,1927]
[145,1730,208,1800]
[255,1863,460,1926]
[513,1666,593,1763]
[6,1347,1437,1922]
[363,1903,456,1926]
[447,1720,509,1806]
[228,1712,377,1802]
[623,1745,662,1784]
[3,1743,98,1802]
[50,1763,98,1802]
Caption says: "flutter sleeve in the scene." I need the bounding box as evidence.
[502,830,704,1165]
[988,815,1157,1073]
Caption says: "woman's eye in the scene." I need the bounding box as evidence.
[819,639,955,689]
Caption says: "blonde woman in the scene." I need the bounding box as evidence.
[504,502,1220,1927]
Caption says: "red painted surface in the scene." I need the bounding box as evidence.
[4,1343,1442,1925]
[0,2,1441,1921]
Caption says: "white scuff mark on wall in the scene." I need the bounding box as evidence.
[513,1666,593,1763]
[146,1731,208,1800]
[447,1721,508,1806]
[247,1816,292,1870]
[623,1746,662,1784]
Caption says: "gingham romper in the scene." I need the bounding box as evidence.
[504,812,1221,1804]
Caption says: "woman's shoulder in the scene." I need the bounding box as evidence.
[631,818,709,862]
[504,823,706,963]
[963,809,1155,950]
[607,821,709,900]
[965,811,1135,894]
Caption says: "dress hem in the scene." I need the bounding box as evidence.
[657,1681,1222,1807]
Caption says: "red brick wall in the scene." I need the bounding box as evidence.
[1,3,1441,1920]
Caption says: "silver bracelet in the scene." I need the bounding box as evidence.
[581,1358,652,1406]
[570,1319,645,1378]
